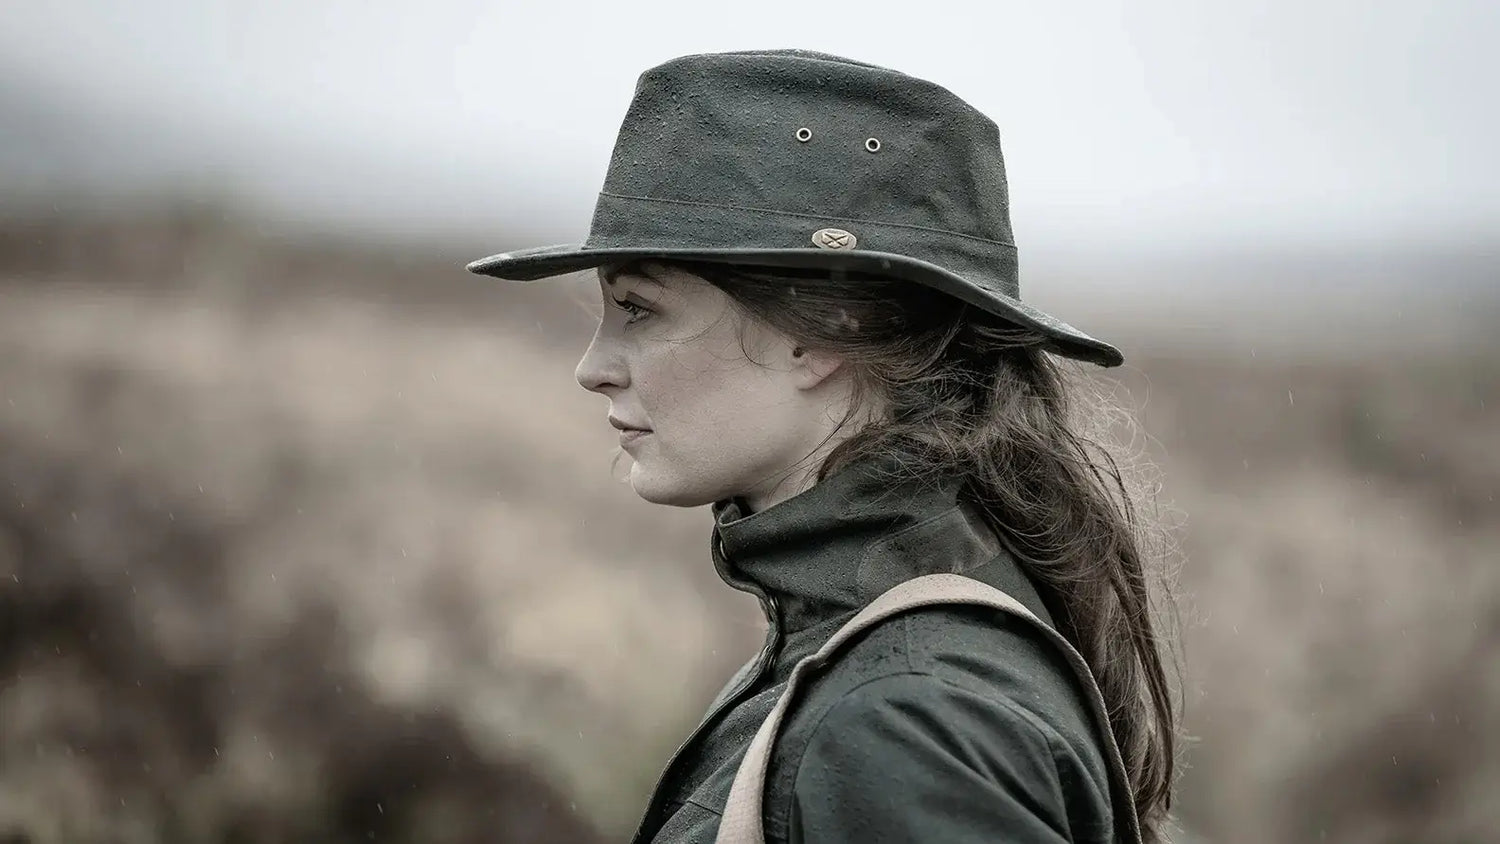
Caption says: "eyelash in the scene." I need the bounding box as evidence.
[609,296,651,323]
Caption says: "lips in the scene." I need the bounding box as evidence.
[608,415,651,433]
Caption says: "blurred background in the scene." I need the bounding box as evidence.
[1,2,1497,842]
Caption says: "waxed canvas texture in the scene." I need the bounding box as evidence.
[714,573,1141,844]
[591,50,1016,283]
[467,49,1124,367]
[626,452,1120,843]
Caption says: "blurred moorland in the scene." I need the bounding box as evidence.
[0,203,1497,844]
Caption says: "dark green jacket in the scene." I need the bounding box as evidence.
[630,453,1116,843]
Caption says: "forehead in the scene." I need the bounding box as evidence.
[598,259,694,288]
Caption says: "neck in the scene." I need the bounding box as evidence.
[742,459,822,514]
[743,401,885,513]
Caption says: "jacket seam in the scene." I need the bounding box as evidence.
[682,796,724,817]
[596,191,1018,248]
[902,613,916,674]
[856,504,963,583]
[774,666,1076,843]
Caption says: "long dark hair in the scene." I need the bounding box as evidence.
[633,258,1182,841]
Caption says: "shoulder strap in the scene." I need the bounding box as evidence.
[714,573,1142,844]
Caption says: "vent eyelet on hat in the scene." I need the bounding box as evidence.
[865,137,881,152]
[796,127,813,142]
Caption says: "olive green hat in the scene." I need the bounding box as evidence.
[467,49,1123,367]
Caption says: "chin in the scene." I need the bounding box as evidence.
[627,460,724,508]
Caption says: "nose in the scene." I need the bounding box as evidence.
[574,325,628,394]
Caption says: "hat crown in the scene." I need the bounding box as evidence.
[466,49,1124,367]
[595,49,1016,278]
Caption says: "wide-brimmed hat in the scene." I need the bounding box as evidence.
[467,49,1123,367]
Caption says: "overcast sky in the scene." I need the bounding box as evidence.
[2,0,1497,270]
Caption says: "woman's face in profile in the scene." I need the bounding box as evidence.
[574,261,841,509]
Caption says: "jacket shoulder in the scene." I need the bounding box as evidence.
[902,605,1107,758]
[762,605,1114,843]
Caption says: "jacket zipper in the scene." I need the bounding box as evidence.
[628,534,782,844]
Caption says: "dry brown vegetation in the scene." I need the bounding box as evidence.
[0,206,1496,843]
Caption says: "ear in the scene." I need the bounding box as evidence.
[789,345,845,390]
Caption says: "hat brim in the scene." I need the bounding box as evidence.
[467,244,1122,367]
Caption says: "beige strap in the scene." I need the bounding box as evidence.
[714,573,1141,844]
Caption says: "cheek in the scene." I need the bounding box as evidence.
[650,351,742,427]
[639,344,780,437]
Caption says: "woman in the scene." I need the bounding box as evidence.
[469,49,1180,844]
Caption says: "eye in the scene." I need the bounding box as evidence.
[609,295,652,324]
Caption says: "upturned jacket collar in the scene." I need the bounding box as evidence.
[709,451,1055,635]
[626,451,1079,844]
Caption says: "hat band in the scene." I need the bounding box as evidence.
[584,192,1021,299]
